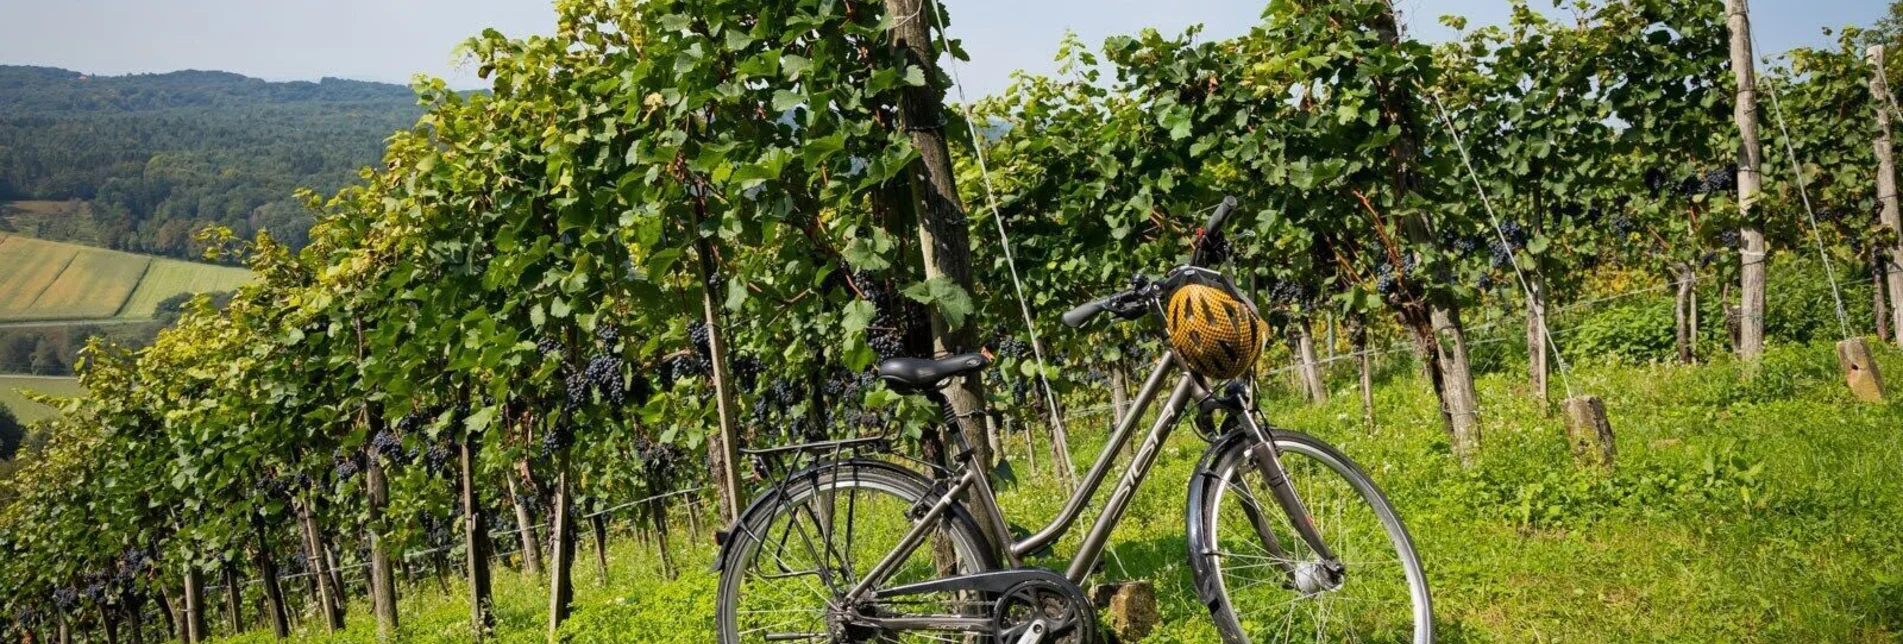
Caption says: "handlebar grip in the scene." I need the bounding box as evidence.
[1061,295,1119,328]
[1204,195,1239,237]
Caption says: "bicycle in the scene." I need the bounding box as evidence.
[714,197,1432,643]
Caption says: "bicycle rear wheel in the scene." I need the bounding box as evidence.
[1187,430,1431,643]
[715,460,996,643]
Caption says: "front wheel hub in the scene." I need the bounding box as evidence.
[1292,561,1345,596]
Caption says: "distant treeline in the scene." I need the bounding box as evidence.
[0,66,423,258]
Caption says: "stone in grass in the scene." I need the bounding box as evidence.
[1562,395,1615,471]
[1090,581,1159,642]
[1836,337,1885,403]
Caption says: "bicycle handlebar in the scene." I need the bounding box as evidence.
[1204,195,1239,238]
[1061,294,1122,328]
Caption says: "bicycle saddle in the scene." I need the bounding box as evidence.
[874,353,989,392]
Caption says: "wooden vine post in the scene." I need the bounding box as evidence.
[545,461,576,644]
[504,471,543,578]
[880,0,1002,471]
[294,493,342,633]
[1872,45,1903,346]
[689,203,744,527]
[1368,0,1484,464]
[181,565,204,644]
[458,438,494,639]
[1293,321,1328,404]
[1726,0,1768,362]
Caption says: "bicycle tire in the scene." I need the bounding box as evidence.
[1186,430,1432,643]
[715,460,997,644]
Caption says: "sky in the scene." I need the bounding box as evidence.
[0,0,1887,99]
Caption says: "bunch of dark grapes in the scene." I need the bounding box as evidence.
[1450,235,1482,256]
[1266,280,1307,307]
[536,337,563,357]
[1699,251,1721,268]
[1497,220,1527,249]
[421,442,453,474]
[294,472,314,489]
[871,331,906,359]
[333,449,362,479]
[1677,174,1704,198]
[289,552,309,573]
[666,354,709,383]
[993,327,1029,359]
[1610,213,1637,235]
[52,587,77,610]
[1716,229,1742,249]
[371,430,405,464]
[1488,239,1513,269]
[731,356,764,390]
[1374,262,1398,296]
[120,548,150,573]
[541,417,575,458]
[82,576,107,603]
[395,409,430,434]
[1476,274,1495,291]
[1701,166,1737,195]
[584,353,626,404]
[638,440,686,485]
[597,324,621,347]
[565,370,592,407]
[688,322,713,358]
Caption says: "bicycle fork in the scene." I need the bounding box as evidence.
[1233,409,1346,594]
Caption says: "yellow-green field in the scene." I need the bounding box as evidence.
[0,233,251,323]
[0,375,83,423]
[118,257,255,318]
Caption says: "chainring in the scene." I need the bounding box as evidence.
[993,578,1099,644]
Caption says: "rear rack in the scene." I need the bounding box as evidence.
[741,435,894,482]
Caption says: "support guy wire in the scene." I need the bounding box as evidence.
[1426,90,1578,400]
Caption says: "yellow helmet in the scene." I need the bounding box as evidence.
[1165,281,1269,380]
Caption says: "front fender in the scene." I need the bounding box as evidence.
[1184,430,1256,606]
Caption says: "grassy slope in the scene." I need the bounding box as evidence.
[203,340,1903,643]
[0,232,250,323]
[0,375,83,423]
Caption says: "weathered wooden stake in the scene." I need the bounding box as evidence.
[1871,45,1903,345]
[1562,396,1615,470]
[1293,321,1328,404]
[1836,337,1886,402]
[1727,0,1768,361]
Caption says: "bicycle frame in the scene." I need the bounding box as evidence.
[844,348,1339,606]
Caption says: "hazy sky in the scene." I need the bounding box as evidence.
[0,0,1886,99]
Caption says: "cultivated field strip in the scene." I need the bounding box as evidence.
[0,234,252,323]
[117,258,254,318]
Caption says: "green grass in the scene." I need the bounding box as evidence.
[0,232,251,323]
[0,374,84,423]
[189,339,1903,643]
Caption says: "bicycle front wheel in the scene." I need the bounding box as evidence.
[1187,430,1432,643]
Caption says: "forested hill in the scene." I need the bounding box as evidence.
[0,66,423,257]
